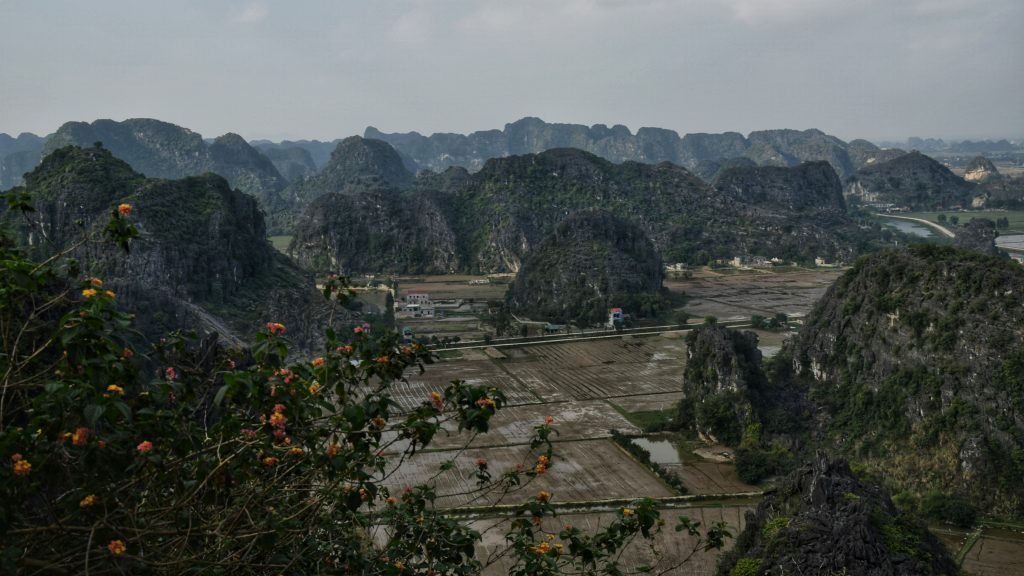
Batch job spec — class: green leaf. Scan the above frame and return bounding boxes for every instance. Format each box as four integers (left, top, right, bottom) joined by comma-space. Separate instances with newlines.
213, 384, 229, 407
84, 404, 103, 424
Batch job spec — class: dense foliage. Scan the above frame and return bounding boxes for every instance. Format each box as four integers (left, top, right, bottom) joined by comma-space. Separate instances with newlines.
0, 199, 729, 574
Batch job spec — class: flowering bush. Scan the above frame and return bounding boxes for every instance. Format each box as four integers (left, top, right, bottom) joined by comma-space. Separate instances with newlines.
0, 198, 729, 574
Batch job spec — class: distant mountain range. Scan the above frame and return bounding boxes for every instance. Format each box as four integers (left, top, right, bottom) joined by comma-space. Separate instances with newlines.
7, 117, 1021, 272
365, 117, 904, 180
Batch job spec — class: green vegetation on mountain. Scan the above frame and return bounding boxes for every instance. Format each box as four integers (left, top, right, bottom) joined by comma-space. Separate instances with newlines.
291, 146, 899, 275
789, 244, 1024, 516
845, 151, 975, 209
504, 210, 668, 325
41, 118, 288, 212
718, 455, 959, 576
4, 144, 342, 350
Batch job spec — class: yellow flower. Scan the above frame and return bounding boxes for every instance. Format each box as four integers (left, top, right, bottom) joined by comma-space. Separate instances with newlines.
13, 459, 31, 476
106, 384, 125, 396
622, 507, 635, 518
308, 382, 321, 395
289, 447, 303, 456
80, 494, 98, 508
537, 490, 552, 503
530, 542, 553, 554
103, 290, 115, 299
394, 560, 405, 572
117, 203, 132, 216
82, 288, 98, 299
107, 539, 126, 555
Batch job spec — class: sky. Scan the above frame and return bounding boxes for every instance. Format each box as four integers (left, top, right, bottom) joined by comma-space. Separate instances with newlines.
1, 0, 1021, 143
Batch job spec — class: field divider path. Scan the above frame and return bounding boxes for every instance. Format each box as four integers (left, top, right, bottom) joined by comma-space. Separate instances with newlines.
436, 492, 763, 519
433, 322, 752, 352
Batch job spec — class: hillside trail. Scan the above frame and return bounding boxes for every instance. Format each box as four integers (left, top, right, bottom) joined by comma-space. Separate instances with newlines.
176, 298, 248, 349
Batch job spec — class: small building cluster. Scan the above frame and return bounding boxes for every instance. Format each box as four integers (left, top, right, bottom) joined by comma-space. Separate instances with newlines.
397, 293, 436, 318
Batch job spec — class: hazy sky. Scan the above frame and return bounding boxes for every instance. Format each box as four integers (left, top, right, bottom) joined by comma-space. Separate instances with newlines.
1, 0, 1021, 142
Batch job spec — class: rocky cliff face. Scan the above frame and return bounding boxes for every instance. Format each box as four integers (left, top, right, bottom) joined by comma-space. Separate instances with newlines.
367, 118, 882, 180
41, 119, 287, 211
963, 155, 999, 183
975, 174, 1024, 208
8, 145, 345, 352
288, 185, 457, 275
718, 454, 958, 576
0, 132, 46, 190
261, 146, 318, 182
290, 147, 894, 275
504, 210, 664, 324
714, 161, 846, 214
844, 151, 975, 209
788, 245, 1024, 515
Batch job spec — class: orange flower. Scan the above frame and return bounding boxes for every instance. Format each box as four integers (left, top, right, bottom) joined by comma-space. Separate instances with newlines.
262, 456, 278, 467
107, 539, 126, 555
81, 288, 98, 299
374, 355, 390, 365
537, 490, 552, 503
336, 345, 353, 354
106, 384, 125, 396
136, 440, 153, 453
273, 403, 286, 413
386, 496, 397, 505
13, 459, 31, 476
72, 427, 90, 446
475, 398, 496, 409
117, 203, 132, 216
103, 290, 115, 299
394, 561, 405, 572
266, 322, 286, 334
288, 447, 303, 456
326, 443, 339, 458
89, 277, 104, 287
269, 412, 287, 427
311, 357, 325, 367
545, 415, 554, 425
308, 382, 321, 395
121, 348, 134, 359
430, 391, 444, 410
531, 542, 552, 554
80, 494, 98, 508
359, 488, 369, 501
371, 417, 386, 429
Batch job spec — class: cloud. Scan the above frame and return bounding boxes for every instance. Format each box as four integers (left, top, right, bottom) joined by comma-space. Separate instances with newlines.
716, 0, 855, 24
390, 11, 433, 43
233, 2, 269, 24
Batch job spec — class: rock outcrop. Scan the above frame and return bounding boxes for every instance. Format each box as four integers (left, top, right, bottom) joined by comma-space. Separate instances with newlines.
718, 454, 959, 576
844, 151, 975, 209
788, 245, 1024, 515
7, 145, 345, 352
963, 155, 999, 183
290, 147, 895, 275
0, 132, 46, 190
505, 210, 665, 325
41, 119, 288, 211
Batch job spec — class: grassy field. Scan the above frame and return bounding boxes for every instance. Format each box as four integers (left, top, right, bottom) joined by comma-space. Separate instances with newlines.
904, 210, 1024, 234
268, 234, 293, 252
